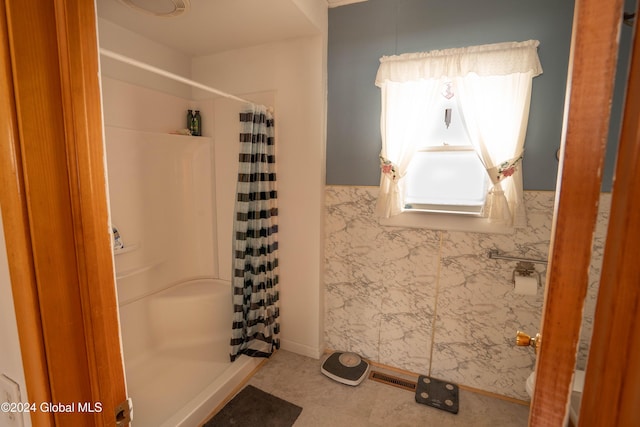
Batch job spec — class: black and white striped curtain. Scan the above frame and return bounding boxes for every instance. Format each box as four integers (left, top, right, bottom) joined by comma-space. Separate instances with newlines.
230, 104, 280, 361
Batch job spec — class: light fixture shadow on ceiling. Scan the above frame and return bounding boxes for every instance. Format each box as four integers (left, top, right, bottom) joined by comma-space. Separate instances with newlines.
117, 0, 190, 17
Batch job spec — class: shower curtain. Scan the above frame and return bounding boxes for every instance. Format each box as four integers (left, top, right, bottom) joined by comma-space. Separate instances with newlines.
230, 104, 280, 362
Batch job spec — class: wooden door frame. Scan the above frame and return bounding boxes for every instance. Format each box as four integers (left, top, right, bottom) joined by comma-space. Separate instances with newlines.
0, 3, 53, 425
0, 0, 127, 426
579, 3, 640, 425
0, 0, 636, 426
531, 0, 640, 425
530, 0, 628, 425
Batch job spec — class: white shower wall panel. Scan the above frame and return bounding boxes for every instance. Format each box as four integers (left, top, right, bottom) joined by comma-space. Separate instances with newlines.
105, 127, 216, 305
101, 77, 192, 133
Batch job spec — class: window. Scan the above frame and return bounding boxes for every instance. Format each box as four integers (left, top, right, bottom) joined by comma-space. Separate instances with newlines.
374, 40, 543, 231
404, 148, 489, 214
401, 81, 489, 216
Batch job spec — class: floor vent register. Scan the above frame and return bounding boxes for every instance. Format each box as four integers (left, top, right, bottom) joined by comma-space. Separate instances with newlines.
368, 371, 459, 415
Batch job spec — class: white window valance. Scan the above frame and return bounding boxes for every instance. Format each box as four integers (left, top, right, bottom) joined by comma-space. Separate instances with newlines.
375, 40, 543, 86
375, 40, 543, 228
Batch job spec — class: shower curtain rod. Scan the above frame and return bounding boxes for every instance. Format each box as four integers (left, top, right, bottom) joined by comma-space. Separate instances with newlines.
99, 48, 254, 105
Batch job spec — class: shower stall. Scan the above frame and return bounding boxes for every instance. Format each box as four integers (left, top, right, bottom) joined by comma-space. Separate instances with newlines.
101, 63, 273, 425
105, 127, 250, 426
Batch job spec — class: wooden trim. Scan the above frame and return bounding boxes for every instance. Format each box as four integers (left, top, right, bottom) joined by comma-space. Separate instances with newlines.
0, 3, 54, 426
53, 0, 128, 425
5, 0, 94, 423
529, 0, 623, 425
366, 360, 530, 407
579, 2, 640, 424
325, 348, 531, 406
3, 0, 127, 425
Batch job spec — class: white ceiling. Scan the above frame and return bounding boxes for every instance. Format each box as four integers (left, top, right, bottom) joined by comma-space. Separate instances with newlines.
96, 0, 322, 57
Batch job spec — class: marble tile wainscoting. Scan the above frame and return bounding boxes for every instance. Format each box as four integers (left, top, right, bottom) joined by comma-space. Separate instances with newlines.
324, 186, 610, 401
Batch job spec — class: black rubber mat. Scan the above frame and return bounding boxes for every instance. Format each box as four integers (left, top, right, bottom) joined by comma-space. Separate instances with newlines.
415, 375, 459, 414
204, 385, 302, 426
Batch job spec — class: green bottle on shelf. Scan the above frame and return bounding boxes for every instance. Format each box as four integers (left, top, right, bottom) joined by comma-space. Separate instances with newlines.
187, 109, 194, 134
193, 110, 202, 136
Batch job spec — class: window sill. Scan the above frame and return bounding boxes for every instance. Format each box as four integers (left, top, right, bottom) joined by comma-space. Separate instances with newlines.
379, 210, 514, 234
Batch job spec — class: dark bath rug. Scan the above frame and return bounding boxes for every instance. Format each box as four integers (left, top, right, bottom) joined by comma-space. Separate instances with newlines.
203, 385, 302, 427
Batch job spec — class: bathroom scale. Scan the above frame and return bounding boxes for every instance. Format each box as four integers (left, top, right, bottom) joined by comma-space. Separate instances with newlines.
415, 375, 459, 414
320, 351, 370, 386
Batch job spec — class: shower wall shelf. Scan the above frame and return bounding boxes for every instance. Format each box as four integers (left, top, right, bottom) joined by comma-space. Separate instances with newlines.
488, 249, 548, 265
114, 243, 140, 256
116, 259, 165, 280
107, 126, 213, 141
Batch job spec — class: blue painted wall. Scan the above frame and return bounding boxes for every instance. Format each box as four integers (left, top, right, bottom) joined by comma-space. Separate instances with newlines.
327, 0, 630, 191
604, 0, 636, 191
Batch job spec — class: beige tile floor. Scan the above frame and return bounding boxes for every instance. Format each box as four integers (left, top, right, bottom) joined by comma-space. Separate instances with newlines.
245, 350, 530, 427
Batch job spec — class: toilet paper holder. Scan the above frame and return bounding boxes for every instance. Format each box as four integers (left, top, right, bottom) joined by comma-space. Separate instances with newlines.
512, 261, 540, 285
